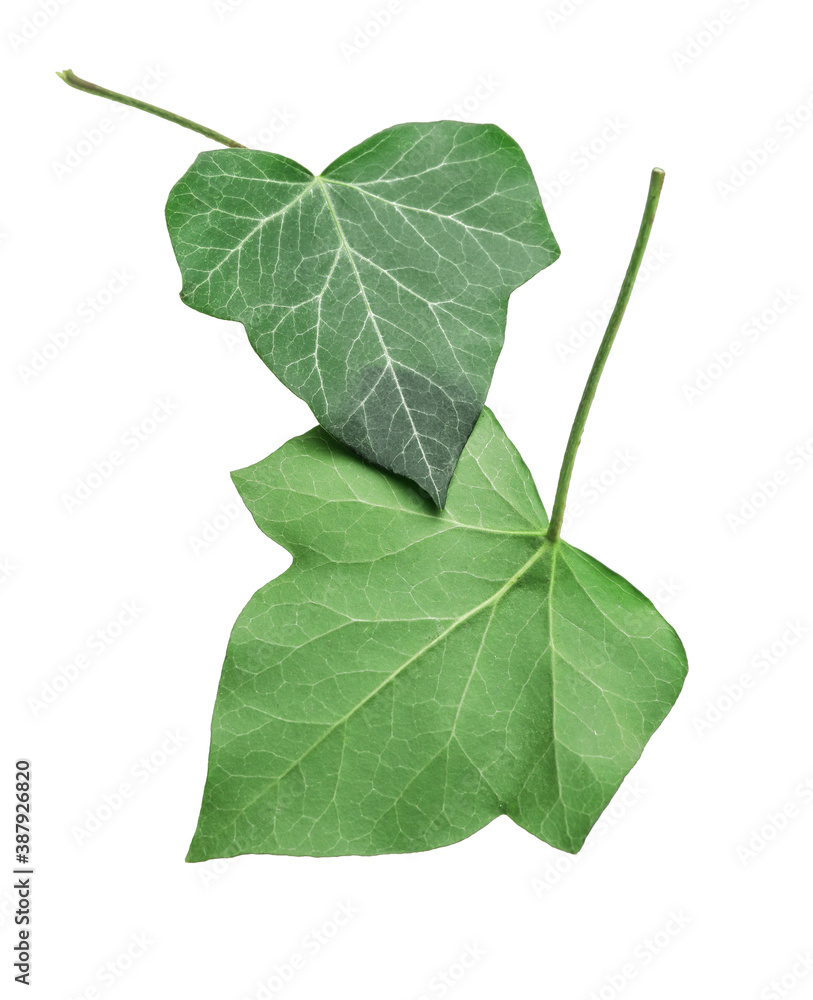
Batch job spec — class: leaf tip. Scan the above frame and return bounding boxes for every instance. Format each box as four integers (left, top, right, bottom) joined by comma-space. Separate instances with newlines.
429, 485, 447, 510
185, 839, 206, 863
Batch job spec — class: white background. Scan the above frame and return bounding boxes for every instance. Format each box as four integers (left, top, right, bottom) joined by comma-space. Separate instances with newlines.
3, 0, 813, 997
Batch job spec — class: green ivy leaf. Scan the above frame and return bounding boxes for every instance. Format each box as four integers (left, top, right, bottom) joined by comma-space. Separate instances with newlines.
187, 408, 687, 861
165, 122, 559, 506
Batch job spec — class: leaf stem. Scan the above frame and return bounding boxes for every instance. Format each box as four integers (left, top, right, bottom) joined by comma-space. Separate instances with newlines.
56, 69, 246, 149
546, 168, 665, 543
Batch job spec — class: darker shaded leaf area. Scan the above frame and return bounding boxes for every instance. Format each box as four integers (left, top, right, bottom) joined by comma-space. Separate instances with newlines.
165, 121, 560, 506
186, 409, 687, 861
334, 361, 483, 506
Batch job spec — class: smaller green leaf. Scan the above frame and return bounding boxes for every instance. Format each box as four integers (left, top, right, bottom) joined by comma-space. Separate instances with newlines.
186, 409, 687, 861
165, 121, 560, 506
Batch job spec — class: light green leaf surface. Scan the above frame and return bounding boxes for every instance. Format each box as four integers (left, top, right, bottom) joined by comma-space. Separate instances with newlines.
165, 122, 559, 506
187, 409, 687, 861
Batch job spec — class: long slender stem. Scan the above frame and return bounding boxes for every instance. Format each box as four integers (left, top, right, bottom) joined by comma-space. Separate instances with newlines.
546, 168, 665, 543
56, 69, 246, 149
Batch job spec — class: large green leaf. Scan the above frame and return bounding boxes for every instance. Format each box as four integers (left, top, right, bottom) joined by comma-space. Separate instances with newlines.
165, 122, 559, 506
187, 409, 687, 861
